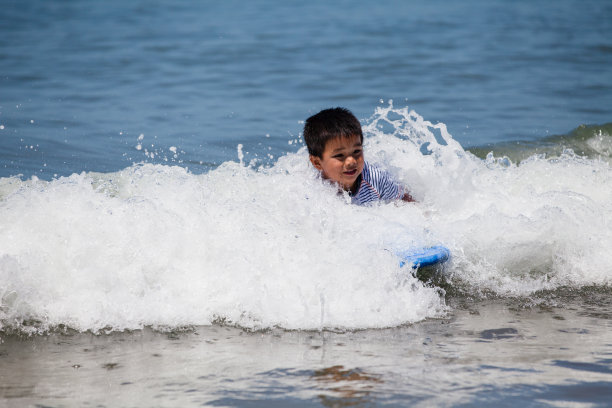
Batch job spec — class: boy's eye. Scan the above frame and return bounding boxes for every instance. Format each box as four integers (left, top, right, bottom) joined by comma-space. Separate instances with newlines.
332, 154, 344, 159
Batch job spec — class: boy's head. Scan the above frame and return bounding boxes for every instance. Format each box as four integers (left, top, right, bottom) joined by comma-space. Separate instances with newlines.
303, 107, 363, 157
303, 107, 365, 192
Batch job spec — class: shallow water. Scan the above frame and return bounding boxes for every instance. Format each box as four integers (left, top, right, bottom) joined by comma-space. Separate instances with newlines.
2, 296, 611, 407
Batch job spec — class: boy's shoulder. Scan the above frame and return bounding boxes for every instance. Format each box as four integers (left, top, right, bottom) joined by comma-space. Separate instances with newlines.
361, 161, 395, 184
353, 161, 402, 205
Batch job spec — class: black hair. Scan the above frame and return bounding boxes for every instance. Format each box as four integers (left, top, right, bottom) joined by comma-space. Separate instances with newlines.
303, 107, 363, 158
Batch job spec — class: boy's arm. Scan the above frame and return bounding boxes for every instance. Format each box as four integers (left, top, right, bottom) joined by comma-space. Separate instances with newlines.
368, 164, 416, 203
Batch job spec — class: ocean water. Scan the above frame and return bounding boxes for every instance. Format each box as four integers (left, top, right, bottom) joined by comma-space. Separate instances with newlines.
2, 0, 611, 179
1, 0, 612, 407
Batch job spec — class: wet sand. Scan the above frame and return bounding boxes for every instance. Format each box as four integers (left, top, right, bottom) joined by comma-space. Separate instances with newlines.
2, 296, 612, 407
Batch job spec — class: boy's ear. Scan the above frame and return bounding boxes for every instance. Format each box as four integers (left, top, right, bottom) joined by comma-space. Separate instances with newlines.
309, 155, 323, 171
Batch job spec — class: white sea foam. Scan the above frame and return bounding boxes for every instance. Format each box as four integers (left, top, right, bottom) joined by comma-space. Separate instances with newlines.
365, 105, 612, 294
0, 156, 445, 333
1, 106, 611, 333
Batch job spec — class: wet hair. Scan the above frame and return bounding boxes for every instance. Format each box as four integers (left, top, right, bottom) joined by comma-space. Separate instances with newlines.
303, 107, 363, 158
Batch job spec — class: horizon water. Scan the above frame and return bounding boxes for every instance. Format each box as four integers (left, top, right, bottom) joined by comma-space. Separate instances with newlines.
1, 0, 612, 407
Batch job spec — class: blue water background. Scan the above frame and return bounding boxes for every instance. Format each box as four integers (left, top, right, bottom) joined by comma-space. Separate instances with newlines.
1, 0, 611, 179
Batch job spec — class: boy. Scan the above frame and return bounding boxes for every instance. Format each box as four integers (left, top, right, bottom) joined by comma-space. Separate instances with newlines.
304, 107, 414, 205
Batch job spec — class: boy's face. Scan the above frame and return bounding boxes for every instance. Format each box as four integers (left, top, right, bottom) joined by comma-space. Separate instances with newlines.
310, 134, 364, 192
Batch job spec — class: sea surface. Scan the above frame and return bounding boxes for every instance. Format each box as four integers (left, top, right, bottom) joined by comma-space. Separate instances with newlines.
1, 0, 612, 407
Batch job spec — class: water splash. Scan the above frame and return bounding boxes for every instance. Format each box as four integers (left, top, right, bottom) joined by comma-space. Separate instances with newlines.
1, 106, 611, 334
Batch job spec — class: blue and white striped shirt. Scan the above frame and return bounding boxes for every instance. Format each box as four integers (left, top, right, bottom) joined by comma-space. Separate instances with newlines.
351, 161, 403, 205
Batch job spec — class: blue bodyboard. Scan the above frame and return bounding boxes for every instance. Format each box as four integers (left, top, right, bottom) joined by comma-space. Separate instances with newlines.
398, 245, 450, 269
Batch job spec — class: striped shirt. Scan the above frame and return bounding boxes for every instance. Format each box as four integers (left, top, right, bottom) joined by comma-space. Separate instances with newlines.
351, 161, 403, 205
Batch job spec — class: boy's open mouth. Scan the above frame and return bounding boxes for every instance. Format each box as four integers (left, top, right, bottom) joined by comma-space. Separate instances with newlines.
343, 169, 357, 176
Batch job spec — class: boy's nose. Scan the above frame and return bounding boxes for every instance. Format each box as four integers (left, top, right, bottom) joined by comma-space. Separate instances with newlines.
345, 156, 356, 167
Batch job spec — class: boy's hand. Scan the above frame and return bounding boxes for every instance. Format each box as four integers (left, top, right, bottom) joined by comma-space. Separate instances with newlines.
401, 193, 415, 203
